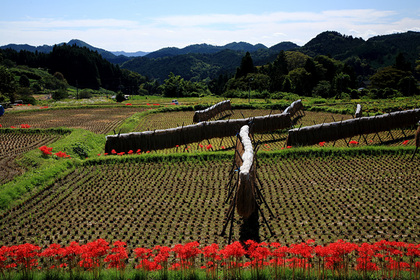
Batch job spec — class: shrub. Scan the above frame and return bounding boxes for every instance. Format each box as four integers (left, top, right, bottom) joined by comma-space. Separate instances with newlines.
52, 89, 68, 100
79, 89, 93, 99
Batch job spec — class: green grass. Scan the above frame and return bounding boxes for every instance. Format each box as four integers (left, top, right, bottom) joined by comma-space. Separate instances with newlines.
1, 266, 415, 280
0, 129, 106, 212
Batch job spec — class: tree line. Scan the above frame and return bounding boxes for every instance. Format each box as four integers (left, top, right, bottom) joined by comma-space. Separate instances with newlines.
1, 41, 419, 103
216, 50, 420, 99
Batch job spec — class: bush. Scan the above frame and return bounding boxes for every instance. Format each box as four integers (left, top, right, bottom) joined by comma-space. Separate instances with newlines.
270, 92, 300, 101
115, 92, 126, 102
19, 94, 37, 105
52, 89, 68, 100
79, 89, 93, 99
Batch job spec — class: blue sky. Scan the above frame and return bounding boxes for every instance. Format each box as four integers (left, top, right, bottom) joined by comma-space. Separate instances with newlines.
1, 0, 419, 52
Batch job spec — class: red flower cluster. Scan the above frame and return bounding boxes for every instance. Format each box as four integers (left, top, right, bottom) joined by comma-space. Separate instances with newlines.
349, 140, 359, 145
39, 145, 53, 156
54, 151, 71, 158
20, 124, 31, 128
39, 146, 71, 159
0, 239, 419, 278
402, 140, 409, 145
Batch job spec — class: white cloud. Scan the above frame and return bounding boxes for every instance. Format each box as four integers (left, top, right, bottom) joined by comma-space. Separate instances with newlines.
0, 9, 419, 52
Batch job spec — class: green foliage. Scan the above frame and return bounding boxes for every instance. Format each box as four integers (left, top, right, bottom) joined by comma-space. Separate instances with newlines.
0, 45, 147, 95
0, 65, 17, 103
160, 72, 209, 98
15, 87, 36, 104
235, 51, 256, 78
78, 89, 93, 99
51, 89, 68, 100
71, 142, 90, 159
18, 74, 30, 87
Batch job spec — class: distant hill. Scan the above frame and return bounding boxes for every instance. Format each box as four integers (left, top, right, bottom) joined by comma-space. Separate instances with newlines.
0, 43, 53, 53
111, 50, 150, 57
299, 31, 420, 68
2, 31, 420, 83
269, 41, 300, 52
0, 39, 132, 64
144, 42, 270, 59
121, 43, 300, 81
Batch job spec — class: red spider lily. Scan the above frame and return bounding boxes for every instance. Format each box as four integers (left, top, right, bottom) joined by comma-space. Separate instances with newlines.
134, 247, 157, 271
146, 103, 151, 106
349, 140, 359, 145
0, 245, 15, 274
40, 244, 64, 270
8, 243, 41, 278
39, 145, 53, 156
219, 242, 246, 280
151, 245, 171, 279
153, 103, 160, 106
128, 150, 134, 155
286, 146, 292, 149
206, 144, 212, 150
125, 103, 132, 106
111, 149, 117, 155
402, 140, 409, 145
10, 126, 16, 128
60, 241, 83, 278
117, 152, 125, 156
199, 144, 204, 148
319, 141, 326, 147
172, 241, 201, 275
356, 243, 379, 276
221, 146, 225, 150
54, 151, 71, 158
202, 243, 221, 277
322, 240, 358, 278
104, 241, 128, 274
20, 124, 31, 128
136, 149, 141, 154
245, 240, 271, 279
153, 245, 171, 267
79, 239, 109, 279
0, 124, 2, 128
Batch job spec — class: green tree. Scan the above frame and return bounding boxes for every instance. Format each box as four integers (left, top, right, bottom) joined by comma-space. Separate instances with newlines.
51, 89, 68, 100
235, 52, 255, 78
395, 52, 411, 71
370, 66, 407, 90
19, 74, 30, 88
312, 80, 332, 98
160, 72, 184, 97
0, 66, 17, 103
268, 51, 289, 92
333, 72, 352, 95
287, 68, 312, 95
398, 75, 419, 95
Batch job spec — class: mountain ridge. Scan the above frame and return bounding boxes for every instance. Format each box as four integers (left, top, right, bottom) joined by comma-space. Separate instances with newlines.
0, 40, 299, 60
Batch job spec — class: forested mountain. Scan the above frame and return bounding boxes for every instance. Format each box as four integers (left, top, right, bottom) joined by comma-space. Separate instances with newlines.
0, 39, 132, 65
0, 44, 146, 92
121, 42, 299, 81
1, 30, 419, 99
300, 31, 420, 68
144, 42, 270, 59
